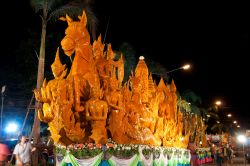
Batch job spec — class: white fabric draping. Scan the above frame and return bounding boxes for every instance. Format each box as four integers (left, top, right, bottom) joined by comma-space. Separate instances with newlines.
74, 153, 103, 166
138, 146, 153, 166
108, 154, 137, 166
56, 152, 103, 166
153, 149, 168, 166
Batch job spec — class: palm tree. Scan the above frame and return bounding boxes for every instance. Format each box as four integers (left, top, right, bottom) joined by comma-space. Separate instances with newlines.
29, 0, 97, 164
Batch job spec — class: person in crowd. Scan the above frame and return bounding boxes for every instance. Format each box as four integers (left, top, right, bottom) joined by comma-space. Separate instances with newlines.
227, 146, 234, 164
215, 146, 223, 166
223, 145, 228, 165
0, 143, 10, 166
13, 135, 36, 166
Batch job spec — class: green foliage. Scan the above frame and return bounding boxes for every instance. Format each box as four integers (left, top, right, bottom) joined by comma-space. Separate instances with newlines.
190, 104, 200, 115
119, 42, 169, 83
30, 0, 44, 12
207, 112, 219, 120
177, 98, 191, 113
56, 146, 67, 156
211, 123, 224, 133
56, 144, 102, 159
152, 148, 161, 159
30, 0, 98, 40
181, 89, 202, 105
163, 148, 173, 158
199, 107, 208, 119
143, 54, 168, 81
142, 147, 152, 159
70, 147, 102, 159
106, 144, 138, 159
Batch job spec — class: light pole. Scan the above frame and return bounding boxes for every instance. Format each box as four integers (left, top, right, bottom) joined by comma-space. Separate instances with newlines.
1, 85, 6, 138
165, 64, 190, 74
213, 100, 241, 134
152, 64, 191, 81
237, 134, 247, 165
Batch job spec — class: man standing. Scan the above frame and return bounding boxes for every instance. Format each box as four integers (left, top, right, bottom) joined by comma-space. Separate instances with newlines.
13, 135, 36, 166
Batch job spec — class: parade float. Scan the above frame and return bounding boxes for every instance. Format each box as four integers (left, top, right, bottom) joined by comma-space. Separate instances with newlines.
34, 10, 192, 166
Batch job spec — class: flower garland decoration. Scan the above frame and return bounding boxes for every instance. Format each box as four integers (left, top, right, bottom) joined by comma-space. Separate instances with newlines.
55, 143, 103, 159
55, 139, 191, 160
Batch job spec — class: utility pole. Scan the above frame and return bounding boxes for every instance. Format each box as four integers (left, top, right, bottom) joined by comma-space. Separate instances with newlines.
0, 85, 6, 138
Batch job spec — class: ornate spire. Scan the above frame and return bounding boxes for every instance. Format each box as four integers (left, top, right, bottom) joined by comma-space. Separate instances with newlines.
106, 43, 115, 60
148, 72, 155, 95
93, 34, 105, 59
157, 77, 166, 91
51, 47, 64, 69
134, 56, 149, 103
170, 79, 177, 92
135, 56, 148, 77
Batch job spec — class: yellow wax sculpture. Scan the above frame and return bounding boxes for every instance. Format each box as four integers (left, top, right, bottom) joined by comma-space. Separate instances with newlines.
34, 10, 192, 148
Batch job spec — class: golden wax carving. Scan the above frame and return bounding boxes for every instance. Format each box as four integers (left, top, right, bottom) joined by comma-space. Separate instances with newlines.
85, 87, 108, 144
34, 48, 84, 145
60, 11, 99, 112
34, 10, 192, 149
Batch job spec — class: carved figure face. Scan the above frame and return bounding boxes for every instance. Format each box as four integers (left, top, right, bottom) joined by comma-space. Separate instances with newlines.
61, 22, 90, 56
60, 11, 90, 56
90, 86, 100, 98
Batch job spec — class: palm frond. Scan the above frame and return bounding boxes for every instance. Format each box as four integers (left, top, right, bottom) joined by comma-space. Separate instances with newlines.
30, 0, 45, 13
182, 89, 202, 104
211, 123, 224, 132
177, 98, 191, 113
49, 5, 82, 22
48, 1, 98, 40
190, 104, 200, 115
84, 5, 98, 40
48, 0, 66, 11
207, 112, 219, 120
199, 107, 208, 118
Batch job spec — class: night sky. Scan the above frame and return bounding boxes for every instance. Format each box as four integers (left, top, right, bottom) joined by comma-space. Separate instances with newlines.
0, 1, 249, 129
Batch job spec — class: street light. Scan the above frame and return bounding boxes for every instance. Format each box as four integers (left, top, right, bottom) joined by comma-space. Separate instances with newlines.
215, 100, 222, 106
152, 64, 191, 81
165, 64, 191, 74
5, 122, 18, 133
237, 134, 247, 165
1, 85, 6, 138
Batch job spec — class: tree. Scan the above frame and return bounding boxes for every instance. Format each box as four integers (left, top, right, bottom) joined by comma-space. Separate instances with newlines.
29, 0, 97, 164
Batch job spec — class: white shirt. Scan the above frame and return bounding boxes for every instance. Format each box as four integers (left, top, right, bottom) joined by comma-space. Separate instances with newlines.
13, 142, 32, 165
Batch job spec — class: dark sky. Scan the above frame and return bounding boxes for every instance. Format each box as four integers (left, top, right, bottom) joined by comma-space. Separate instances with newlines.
95, 1, 249, 128
0, 1, 249, 129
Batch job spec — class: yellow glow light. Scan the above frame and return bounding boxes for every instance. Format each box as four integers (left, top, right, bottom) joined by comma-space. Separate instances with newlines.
182, 64, 190, 70
215, 100, 222, 106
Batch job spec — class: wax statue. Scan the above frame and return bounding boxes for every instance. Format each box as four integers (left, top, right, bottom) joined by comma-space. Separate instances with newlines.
34, 10, 196, 149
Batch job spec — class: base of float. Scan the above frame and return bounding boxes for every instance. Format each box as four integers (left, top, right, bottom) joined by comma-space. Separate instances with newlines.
193, 148, 213, 165
55, 142, 191, 166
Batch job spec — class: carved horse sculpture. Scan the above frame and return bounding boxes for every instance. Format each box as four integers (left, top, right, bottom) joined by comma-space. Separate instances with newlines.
60, 11, 100, 112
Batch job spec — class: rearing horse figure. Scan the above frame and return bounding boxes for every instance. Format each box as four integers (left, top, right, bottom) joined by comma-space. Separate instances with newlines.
60, 11, 100, 112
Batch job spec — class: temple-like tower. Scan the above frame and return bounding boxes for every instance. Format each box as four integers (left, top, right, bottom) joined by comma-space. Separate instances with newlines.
135, 56, 149, 103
